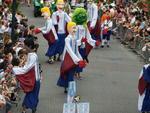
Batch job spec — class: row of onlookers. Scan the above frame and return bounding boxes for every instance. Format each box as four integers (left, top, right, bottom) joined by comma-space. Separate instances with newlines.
113, 2, 150, 62
0, 1, 39, 113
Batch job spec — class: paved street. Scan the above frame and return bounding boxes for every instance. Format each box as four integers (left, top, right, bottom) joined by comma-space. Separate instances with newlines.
14, 5, 143, 113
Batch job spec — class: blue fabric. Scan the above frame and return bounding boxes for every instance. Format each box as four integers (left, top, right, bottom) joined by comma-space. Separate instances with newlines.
107, 30, 112, 41
75, 66, 83, 73
76, 47, 86, 73
91, 34, 101, 41
57, 68, 75, 88
45, 41, 58, 57
142, 87, 150, 112
141, 65, 150, 112
22, 81, 40, 110
102, 34, 107, 40
143, 66, 150, 83
56, 34, 66, 55
102, 30, 112, 41
79, 47, 86, 59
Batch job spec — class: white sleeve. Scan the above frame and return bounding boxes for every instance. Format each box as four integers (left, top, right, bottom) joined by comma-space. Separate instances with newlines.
52, 26, 58, 40
52, 13, 57, 25
76, 39, 82, 46
86, 29, 96, 47
65, 12, 71, 23
108, 21, 113, 28
76, 44, 83, 60
65, 38, 80, 64
13, 54, 37, 75
90, 5, 98, 28
76, 28, 82, 46
39, 20, 52, 34
142, 46, 147, 52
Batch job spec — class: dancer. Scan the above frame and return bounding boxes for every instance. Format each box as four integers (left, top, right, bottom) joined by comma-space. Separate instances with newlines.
87, 0, 101, 41
12, 39, 41, 113
138, 63, 150, 113
101, 9, 112, 48
52, 0, 71, 61
34, 7, 58, 63
101, 16, 113, 48
72, 8, 100, 78
57, 22, 86, 93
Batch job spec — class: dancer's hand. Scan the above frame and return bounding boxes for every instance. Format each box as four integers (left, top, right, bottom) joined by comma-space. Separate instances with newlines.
81, 37, 87, 43
34, 28, 41, 34
95, 40, 101, 46
78, 60, 86, 68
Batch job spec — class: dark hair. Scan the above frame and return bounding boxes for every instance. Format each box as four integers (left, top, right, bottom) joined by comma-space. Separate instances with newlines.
11, 57, 20, 66
109, 5, 113, 9
18, 49, 28, 57
106, 9, 110, 13
24, 37, 35, 50
4, 47, 14, 55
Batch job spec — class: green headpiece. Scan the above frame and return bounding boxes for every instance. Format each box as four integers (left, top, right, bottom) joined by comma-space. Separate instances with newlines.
72, 8, 87, 25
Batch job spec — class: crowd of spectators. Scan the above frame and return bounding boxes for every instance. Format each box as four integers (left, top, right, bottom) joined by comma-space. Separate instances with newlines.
109, 1, 150, 61
0, 1, 39, 113
112, 3, 150, 48
114, 2, 150, 40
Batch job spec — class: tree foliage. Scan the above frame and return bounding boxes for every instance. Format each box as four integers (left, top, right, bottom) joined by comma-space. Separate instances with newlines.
72, 8, 88, 25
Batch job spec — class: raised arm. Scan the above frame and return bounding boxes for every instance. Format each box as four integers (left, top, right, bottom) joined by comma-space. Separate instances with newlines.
13, 53, 37, 75
65, 12, 71, 23
52, 13, 57, 25
39, 19, 53, 34
86, 28, 96, 47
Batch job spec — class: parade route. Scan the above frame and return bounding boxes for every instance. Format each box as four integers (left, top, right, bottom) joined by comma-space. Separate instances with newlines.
14, 5, 143, 113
